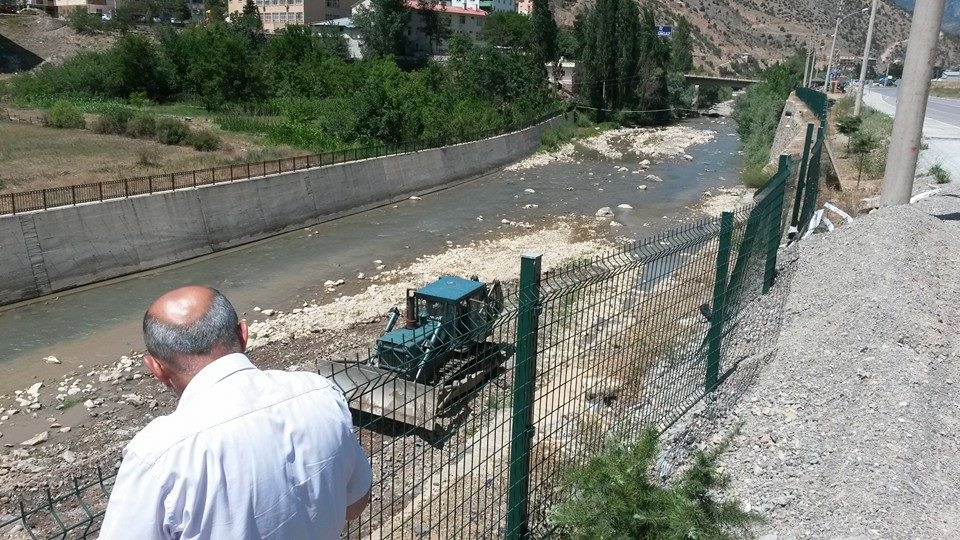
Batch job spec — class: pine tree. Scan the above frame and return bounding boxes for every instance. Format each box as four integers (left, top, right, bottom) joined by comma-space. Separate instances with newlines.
530, 0, 557, 66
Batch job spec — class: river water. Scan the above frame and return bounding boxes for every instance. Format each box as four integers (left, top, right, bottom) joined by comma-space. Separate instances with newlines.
0, 117, 743, 393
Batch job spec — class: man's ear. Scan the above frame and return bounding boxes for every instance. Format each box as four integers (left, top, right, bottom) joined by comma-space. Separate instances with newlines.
237, 319, 249, 352
144, 354, 174, 390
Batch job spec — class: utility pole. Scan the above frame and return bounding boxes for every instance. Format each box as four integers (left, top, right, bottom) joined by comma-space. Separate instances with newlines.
803, 47, 813, 87
880, 0, 946, 206
854, 0, 880, 116
824, 0, 844, 95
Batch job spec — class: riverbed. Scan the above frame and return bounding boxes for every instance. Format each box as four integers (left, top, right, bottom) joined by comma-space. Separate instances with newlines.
0, 116, 744, 394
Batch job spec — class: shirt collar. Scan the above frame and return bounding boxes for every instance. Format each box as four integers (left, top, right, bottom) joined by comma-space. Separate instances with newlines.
177, 353, 257, 411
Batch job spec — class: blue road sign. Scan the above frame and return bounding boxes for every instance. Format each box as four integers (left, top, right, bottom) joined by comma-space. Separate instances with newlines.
656, 25, 672, 37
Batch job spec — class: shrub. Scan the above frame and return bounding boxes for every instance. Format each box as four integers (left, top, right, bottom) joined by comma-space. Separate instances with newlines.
155, 117, 190, 145
186, 129, 221, 151
125, 112, 157, 138
65, 8, 104, 34
92, 105, 134, 135
929, 163, 951, 184
548, 430, 761, 539
43, 101, 86, 129
136, 146, 162, 166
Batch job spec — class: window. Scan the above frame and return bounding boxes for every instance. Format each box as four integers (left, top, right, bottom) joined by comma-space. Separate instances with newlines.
459, 15, 465, 24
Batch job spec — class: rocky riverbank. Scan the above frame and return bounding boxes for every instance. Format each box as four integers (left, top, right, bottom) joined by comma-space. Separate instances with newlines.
505, 124, 717, 171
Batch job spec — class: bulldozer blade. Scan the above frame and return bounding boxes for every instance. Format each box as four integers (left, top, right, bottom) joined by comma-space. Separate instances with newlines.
317, 359, 438, 431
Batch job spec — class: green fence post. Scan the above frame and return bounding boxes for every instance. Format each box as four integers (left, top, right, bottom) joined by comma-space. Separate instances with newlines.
790, 123, 815, 229
763, 155, 791, 294
706, 212, 734, 393
506, 253, 542, 540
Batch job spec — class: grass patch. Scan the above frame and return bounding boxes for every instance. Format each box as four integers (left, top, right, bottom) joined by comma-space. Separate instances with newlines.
216, 114, 280, 134
930, 86, 960, 99
929, 163, 952, 184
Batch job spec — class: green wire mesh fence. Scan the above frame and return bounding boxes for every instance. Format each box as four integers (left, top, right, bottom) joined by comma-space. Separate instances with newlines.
2, 143, 820, 538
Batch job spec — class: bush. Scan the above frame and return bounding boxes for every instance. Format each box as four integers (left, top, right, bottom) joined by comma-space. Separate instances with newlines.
65, 8, 104, 34
186, 129, 221, 151
92, 105, 134, 135
125, 112, 157, 138
155, 117, 190, 145
548, 430, 761, 539
43, 101, 86, 129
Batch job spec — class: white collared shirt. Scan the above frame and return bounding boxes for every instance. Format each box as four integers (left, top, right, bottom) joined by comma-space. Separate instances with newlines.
99, 353, 371, 540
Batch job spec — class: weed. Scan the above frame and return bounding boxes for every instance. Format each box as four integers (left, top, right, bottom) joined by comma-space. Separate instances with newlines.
43, 101, 85, 129
59, 397, 79, 410
741, 165, 772, 188
548, 429, 762, 539
155, 117, 190, 145
929, 163, 951, 184
136, 146, 162, 166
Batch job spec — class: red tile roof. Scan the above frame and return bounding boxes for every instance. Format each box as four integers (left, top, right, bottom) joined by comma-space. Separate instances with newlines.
404, 0, 486, 16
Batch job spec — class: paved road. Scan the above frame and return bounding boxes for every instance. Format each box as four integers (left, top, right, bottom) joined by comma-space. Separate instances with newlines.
863, 86, 960, 182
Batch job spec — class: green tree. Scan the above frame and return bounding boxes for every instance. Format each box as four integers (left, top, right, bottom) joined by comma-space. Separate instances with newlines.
556, 27, 578, 59
481, 11, 530, 49
836, 114, 862, 152
529, 0, 557, 66
850, 132, 878, 185
354, 0, 411, 58
417, 0, 451, 55
175, 0, 192, 21
670, 16, 693, 73
232, 0, 264, 46
205, 0, 227, 22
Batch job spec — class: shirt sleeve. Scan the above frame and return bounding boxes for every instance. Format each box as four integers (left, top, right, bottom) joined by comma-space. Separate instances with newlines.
98, 450, 170, 540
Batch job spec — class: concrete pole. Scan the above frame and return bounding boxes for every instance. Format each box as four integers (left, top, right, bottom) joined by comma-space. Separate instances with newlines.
880, 0, 946, 206
824, 14, 842, 95
854, 0, 880, 116
804, 48, 813, 87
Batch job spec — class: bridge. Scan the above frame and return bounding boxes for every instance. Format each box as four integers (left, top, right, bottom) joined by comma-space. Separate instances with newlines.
684, 74, 760, 89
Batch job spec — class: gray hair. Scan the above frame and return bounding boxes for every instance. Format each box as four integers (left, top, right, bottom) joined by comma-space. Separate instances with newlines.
143, 289, 241, 366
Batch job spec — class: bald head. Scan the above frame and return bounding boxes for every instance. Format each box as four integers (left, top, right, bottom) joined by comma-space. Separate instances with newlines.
143, 286, 243, 374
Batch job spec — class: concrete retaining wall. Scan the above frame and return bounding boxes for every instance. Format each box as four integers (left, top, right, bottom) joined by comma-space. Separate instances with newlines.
0, 115, 565, 305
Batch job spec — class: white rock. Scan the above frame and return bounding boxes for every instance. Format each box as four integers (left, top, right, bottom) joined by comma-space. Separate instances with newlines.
610, 221, 624, 227
261, 309, 276, 316
523, 188, 536, 193
253, 306, 261, 312
645, 174, 662, 182
44, 356, 61, 364
683, 154, 693, 161
20, 431, 48, 446
28, 403, 41, 411
409, 196, 422, 201
83, 400, 95, 409
59, 426, 71, 433
638, 185, 648, 190
26, 383, 43, 396
356, 273, 365, 279
595, 207, 614, 217
617, 204, 633, 209
60, 450, 77, 464
640, 159, 651, 167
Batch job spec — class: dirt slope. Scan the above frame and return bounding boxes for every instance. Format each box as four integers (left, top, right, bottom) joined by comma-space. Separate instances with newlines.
715, 188, 960, 537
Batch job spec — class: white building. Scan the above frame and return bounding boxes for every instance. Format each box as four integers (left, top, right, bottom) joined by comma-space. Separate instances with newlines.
230, 0, 349, 33
312, 17, 364, 59
403, 0, 486, 55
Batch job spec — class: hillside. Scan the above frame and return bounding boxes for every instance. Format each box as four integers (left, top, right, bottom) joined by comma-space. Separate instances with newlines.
555, 0, 960, 75
892, 0, 960, 35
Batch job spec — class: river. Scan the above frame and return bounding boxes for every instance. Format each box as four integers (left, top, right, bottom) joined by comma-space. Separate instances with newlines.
0, 116, 743, 393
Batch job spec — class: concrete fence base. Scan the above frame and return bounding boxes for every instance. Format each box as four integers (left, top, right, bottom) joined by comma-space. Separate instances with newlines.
0, 115, 565, 305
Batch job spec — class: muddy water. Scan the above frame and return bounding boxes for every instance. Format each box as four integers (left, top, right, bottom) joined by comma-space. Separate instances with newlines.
0, 117, 742, 393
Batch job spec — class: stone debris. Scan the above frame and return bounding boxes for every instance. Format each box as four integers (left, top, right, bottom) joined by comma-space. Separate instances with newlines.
617, 204, 633, 209
60, 451, 76, 464
645, 174, 663, 182
44, 356, 61, 364
595, 207, 614, 218
20, 431, 48, 446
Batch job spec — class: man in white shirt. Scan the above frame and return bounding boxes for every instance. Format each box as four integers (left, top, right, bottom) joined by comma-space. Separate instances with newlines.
99, 286, 371, 539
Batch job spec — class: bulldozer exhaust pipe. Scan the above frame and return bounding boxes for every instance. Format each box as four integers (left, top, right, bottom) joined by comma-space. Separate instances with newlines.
405, 289, 417, 328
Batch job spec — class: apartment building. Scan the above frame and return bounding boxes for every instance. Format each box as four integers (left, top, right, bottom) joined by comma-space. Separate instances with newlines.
446, 0, 515, 12
25, 0, 115, 17
228, 0, 348, 33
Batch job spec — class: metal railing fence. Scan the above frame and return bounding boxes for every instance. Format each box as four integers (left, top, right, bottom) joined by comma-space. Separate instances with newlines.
2, 146, 825, 539
0, 110, 562, 216
796, 86, 829, 124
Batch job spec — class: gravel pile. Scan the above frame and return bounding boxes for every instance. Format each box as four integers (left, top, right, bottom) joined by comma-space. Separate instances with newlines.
715, 187, 960, 538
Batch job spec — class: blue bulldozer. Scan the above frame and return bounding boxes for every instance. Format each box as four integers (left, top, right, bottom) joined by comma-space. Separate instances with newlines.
318, 275, 506, 431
